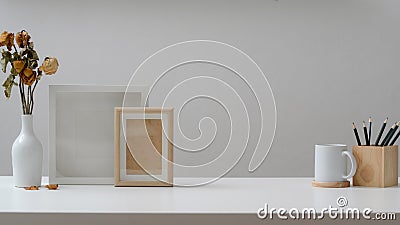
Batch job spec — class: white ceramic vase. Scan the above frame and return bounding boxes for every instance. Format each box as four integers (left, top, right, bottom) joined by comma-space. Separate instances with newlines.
12, 115, 43, 187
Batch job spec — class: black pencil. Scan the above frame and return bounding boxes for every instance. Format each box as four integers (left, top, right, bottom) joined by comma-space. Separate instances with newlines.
389, 129, 400, 146
380, 122, 397, 146
384, 121, 400, 146
363, 121, 369, 145
374, 117, 388, 146
352, 122, 362, 146
368, 117, 372, 145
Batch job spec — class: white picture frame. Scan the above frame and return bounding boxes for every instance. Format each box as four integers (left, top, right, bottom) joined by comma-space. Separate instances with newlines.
49, 85, 148, 184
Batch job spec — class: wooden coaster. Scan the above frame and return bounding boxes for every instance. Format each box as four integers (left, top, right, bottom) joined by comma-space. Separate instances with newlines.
312, 180, 350, 188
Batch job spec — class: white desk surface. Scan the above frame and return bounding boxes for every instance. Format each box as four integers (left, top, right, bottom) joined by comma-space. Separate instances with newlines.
0, 176, 399, 214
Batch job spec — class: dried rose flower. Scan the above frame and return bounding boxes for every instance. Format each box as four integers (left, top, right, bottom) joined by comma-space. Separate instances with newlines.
20, 68, 36, 86
13, 60, 25, 73
39, 57, 59, 75
0, 31, 15, 51
1, 29, 59, 114
15, 30, 30, 48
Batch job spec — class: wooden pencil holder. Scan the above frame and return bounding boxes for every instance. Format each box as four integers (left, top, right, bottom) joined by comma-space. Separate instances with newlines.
352, 145, 398, 188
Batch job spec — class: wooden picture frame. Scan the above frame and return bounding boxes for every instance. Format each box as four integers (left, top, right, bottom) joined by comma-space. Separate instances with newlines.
49, 85, 148, 184
114, 107, 173, 186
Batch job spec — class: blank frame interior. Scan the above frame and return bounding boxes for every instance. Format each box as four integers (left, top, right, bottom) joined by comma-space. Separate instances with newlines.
125, 119, 163, 176
49, 85, 148, 184
114, 107, 173, 186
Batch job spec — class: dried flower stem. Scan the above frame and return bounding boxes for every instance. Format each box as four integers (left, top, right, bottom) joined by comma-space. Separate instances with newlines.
29, 83, 37, 114
11, 44, 37, 115
18, 80, 25, 114
13, 45, 18, 54
22, 83, 28, 114
27, 86, 31, 113
30, 80, 38, 113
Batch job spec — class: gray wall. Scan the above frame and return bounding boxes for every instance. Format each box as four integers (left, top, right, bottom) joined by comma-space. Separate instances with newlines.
1, 0, 400, 177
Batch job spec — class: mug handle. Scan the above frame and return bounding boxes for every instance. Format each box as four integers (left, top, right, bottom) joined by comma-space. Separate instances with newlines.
342, 151, 357, 180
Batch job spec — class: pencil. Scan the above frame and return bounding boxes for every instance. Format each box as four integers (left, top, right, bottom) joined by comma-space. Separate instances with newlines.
352, 122, 362, 146
384, 121, 400, 146
389, 129, 400, 146
368, 117, 372, 145
380, 122, 397, 146
374, 117, 388, 146
363, 121, 369, 146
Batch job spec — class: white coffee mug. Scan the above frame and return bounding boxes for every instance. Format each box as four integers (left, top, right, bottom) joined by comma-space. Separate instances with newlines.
315, 144, 357, 182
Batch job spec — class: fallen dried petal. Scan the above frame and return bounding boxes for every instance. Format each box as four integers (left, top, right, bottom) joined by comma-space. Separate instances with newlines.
45, 184, 59, 190
24, 186, 39, 190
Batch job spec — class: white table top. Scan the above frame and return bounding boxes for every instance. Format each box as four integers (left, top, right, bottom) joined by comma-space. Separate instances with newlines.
0, 176, 399, 214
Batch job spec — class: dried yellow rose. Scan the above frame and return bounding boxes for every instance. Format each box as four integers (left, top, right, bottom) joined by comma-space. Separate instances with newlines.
20, 68, 36, 86
40, 57, 59, 75
13, 60, 25, 73
15, 30, 30, 48
0, 31, 15, 51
